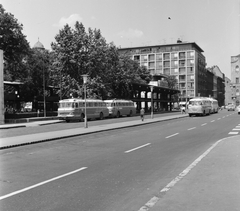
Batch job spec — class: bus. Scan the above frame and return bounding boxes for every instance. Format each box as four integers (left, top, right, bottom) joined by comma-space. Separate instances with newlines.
207, 98, 219, 113
188, 97, 212, 117
104, 99, 136, 118
58, 98, 109, 122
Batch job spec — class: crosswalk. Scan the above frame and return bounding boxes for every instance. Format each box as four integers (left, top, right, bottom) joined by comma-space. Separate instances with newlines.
228, 124, 240, 135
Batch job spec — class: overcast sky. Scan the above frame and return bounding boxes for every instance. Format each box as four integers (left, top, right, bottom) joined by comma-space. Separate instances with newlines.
2, 0, 240, 78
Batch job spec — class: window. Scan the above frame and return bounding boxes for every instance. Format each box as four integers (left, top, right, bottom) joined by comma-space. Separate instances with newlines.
236, 65, 239, 72
163, 53, 170, 60
156, 54, 162, 61
148, 54, 155, 61
236, 77, 239, 84
171, 52, 178, 59
141, 55, 148, 61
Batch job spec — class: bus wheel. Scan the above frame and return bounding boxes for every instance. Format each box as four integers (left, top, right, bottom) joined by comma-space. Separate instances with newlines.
189, 114, 192, 117
99, 112, 104, 120
66, 120, 70, 123
116, 111, 120, 118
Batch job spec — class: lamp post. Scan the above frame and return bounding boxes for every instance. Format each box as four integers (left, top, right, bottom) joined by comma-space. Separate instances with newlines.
43, 67, 46, 117
82, 74, 88, 128
150, 85, 154, 119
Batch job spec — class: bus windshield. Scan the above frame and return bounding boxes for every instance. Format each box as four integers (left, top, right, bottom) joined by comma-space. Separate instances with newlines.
189, 101, 202, 106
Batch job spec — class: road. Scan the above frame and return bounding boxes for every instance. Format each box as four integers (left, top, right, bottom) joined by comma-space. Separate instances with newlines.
0, 110, 239, 211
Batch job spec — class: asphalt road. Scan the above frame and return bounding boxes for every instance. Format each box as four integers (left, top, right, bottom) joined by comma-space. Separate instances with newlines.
0, 110, 239, 211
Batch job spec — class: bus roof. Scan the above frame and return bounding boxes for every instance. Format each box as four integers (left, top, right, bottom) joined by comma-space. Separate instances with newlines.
59, 98, 104, 103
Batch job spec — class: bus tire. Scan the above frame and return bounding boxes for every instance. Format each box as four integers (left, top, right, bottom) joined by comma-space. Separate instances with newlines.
116, 111, 120, 118
99, 112, 104, 120
189, 114, 192, 117
66, 120, 70, 123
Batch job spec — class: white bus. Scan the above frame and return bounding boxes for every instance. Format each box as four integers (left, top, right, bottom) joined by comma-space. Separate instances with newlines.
207, 98, 219, 113
188, 97, 212, 117
104, 99, 136, 118
58, 98, 109, 122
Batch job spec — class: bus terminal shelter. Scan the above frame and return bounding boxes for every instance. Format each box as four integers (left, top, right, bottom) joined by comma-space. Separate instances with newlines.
130, 83, 180, 113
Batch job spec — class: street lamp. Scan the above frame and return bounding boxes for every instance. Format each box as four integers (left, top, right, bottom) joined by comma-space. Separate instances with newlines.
82, 74, 88, 128
43, 67, 46, 117
150, 85, 154, 119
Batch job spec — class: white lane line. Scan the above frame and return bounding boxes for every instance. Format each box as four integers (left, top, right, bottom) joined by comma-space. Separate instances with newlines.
217, 118, 221, 120
138, 136, 233, 211
0, 167, 88, 201
188, 127, 196, 131
124, 143, 151, 153
165, 133, 179, 139
229, 132, 239, 135
211, 120, 215, 122
232, 128, 240, 130
201, 123, 207, 126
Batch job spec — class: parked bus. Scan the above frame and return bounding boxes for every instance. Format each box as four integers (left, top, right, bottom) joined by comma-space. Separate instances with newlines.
207, 97, 219, 113
188, 97, 212, 117
58, 98, 109, 122
104, 99, 136, 118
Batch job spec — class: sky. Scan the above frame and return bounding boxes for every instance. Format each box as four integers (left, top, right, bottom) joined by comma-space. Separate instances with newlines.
1, 0, 240, 78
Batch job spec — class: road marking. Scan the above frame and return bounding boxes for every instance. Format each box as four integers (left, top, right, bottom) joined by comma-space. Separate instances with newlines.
233, 128, 240, 130
165, 133, 179, 139
211, 120, 215, 122
217, 118, 221, 120
188, 127, 196, 130
124, 143, 151, 153
201, 123, 207, 126
229, 132, 239, 135
0, 167, 88, 201
138, 136, 234, 211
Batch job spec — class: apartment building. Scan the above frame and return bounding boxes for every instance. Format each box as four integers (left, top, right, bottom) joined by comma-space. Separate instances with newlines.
118, 40, 207, 101
230, 54, 240, 106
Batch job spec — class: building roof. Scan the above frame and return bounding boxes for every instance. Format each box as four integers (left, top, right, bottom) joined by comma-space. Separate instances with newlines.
33, 40, 45, 49
118, 42, 204, 53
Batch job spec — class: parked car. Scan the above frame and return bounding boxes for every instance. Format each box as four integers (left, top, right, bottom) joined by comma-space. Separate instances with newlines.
237, 106, 240, 114
228, 104, 235, 111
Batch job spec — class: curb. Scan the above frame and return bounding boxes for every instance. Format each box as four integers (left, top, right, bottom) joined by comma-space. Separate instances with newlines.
0, 115, 188, 150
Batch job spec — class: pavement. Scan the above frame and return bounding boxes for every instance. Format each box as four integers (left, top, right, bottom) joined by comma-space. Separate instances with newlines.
0, 114, 240, 211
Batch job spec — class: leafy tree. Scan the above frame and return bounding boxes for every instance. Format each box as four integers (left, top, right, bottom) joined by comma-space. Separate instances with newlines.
51, 21, 151, 100
166, 75, 178, 89
0, 4, 30, 81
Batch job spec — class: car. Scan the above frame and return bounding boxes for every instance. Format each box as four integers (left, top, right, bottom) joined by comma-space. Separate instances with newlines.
228, 104, 235, 111
237, 106, 240, 114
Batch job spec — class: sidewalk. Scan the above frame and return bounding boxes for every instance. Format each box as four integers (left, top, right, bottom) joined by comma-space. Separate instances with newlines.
141, 135, 240, 211
0, 113, 188, 149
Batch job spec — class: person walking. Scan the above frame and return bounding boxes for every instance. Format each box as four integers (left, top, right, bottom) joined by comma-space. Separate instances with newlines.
180, 105, 186, 114
140, 108, 145, 121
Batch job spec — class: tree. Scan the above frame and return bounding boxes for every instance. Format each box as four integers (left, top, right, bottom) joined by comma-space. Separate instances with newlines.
166, 75, 178, 89
0, 4, 30, 81
51, 21, 151, 100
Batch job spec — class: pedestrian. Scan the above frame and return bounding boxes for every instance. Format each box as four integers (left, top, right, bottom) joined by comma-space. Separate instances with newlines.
140, 108, 145, 121
180, 105, 186, 114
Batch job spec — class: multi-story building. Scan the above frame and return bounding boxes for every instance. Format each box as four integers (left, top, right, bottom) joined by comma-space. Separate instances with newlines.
118, 40, 207, 101
224, 77, 232, 105
207, 66, 225, 106
230, 54, 240, 106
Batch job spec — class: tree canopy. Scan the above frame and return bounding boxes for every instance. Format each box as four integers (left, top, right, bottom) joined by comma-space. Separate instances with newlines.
51, 21, 151, 100
0, 4, 30, 81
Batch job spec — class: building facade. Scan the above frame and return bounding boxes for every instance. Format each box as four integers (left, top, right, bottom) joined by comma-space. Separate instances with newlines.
119, 41, 226, 106
230, 54, 240, 106
118, 41, 208, 102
